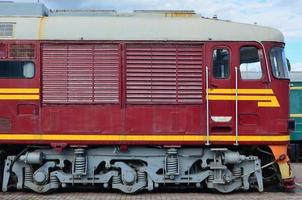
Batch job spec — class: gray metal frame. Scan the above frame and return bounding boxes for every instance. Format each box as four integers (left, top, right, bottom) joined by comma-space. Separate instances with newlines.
2, 146, 263, 194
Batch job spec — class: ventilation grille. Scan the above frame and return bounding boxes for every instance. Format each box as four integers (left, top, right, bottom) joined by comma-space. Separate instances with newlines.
0, 22, 14, 38
0, 43, 6, 58
126, 43, 203, 104
42, 44, 120, 104
0, 117, 11, 132
9, 44, 35, 58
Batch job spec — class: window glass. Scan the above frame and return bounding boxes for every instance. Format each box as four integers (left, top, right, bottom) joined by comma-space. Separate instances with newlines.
270, 47, 289, 79
213, 48, 230, 79
0, 61, 35, 79
240, 47, 262, 80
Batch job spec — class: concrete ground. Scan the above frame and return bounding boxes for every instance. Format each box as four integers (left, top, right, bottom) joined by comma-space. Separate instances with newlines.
0, 163, 301, 200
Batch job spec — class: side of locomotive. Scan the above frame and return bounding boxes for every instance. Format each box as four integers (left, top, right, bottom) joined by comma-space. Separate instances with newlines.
0, 2, 294, 193
289, 72, 302, 162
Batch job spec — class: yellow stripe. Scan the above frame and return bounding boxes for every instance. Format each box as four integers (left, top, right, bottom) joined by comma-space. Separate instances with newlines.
0, 88, 39, 94
291, 86, 302, 90
0, 134, 290, 142
208, 89, 274, 94
0, 95, 39, 100
208, 95, 280, 107
290, 114, 302, 118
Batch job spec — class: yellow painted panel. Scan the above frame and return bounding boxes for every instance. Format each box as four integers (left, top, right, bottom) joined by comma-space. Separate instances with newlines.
0, 134, 290, 142
208, 95, 280, 107
0, 88, 40, 94
0, 95, 40, 100
208, 89, 274, 94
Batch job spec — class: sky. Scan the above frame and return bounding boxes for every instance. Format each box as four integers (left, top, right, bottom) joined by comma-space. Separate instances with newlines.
5, 0, 302, 71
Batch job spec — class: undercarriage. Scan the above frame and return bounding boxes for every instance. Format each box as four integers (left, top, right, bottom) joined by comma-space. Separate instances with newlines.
0, 146, 270, 193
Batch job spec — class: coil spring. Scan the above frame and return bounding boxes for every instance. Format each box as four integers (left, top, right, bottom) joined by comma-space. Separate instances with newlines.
166, 156, 178, 175
74, 148, 85, 155
137, 171, 146, 183
112, 174, 121, 185
24, 166, 33, 182
208, 174, 214, 182
74, 157, 86, 174
167, 148, 178, 155
232, 167, 242, 178
74, 148, 86, 175
50, 174, 60, 189
166, 148, 178, 176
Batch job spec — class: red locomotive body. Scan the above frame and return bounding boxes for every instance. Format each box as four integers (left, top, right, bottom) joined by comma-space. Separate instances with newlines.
0, 2, 294, 193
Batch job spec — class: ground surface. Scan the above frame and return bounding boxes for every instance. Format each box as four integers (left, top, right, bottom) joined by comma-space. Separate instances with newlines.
0, 163, 301, 200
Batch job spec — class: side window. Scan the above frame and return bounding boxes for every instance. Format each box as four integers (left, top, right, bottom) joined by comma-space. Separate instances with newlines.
240, 47, 262, 80
213, 48, 230, 79
0, 61, 35, 79
270, 47, 289, 79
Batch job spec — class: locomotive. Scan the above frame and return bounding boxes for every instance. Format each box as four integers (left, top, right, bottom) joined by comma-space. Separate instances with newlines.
289, 72, 302, 162
0, 2, 295, 193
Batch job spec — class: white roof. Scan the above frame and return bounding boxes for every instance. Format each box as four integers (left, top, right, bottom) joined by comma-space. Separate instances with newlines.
0, 11, 284, 42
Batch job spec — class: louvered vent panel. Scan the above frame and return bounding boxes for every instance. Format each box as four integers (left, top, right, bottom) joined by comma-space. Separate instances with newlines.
67, 45, 93, 103
42, 44, 120, 104
9, 44, 35, 58
126, 44, 203, 104
0, 43, 7, 58
0, 22, 14, 38
94, 45, 120, 103
43, 45, 68, 103
0, 117, 11, 132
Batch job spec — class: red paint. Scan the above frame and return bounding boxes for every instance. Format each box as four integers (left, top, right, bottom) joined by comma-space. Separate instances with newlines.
0, 40, 290, 146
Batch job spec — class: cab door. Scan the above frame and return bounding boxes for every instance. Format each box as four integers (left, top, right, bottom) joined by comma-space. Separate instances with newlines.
206, 43, 235, 141
236, 43, 272, 136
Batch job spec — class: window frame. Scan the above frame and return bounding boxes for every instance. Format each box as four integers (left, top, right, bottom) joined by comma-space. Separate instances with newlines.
212, 47, 231, 80
0, 60, 35, 79
239, 46, 265, 81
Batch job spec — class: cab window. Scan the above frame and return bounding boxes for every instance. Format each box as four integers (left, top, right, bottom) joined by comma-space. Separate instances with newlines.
0, 61, 35, 78
213, 48, 230, 79
239, 47, 263, 80
270, 47, 289, 79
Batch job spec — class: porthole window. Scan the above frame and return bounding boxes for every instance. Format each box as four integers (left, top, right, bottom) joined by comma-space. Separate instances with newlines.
240, 47, 263, 80
213, 48, 230, 79
0, 61, 35, 79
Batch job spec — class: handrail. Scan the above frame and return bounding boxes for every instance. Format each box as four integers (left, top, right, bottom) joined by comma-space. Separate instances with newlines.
235, 66, 239, 146
256, 41, 271, 83
205, 66, 210, 146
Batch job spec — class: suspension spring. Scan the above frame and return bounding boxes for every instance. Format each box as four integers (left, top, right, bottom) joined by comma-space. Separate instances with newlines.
74, 148, 86, 175
232, 167, 242, 178
208, 174, 214, 182
24, 166, 33, 183
49, 174, 60, 189
112, 174, 121, 185
137, 171, 146, 183
166, 148, 179, 176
